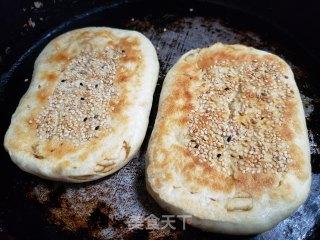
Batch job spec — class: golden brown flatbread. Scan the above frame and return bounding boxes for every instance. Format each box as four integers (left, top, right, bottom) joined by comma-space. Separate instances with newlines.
146, 43, 311, 234
4, 27, 159, 182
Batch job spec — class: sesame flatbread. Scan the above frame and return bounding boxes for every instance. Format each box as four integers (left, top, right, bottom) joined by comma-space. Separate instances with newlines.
146, 43, 311, 234
4, 27, 159, 182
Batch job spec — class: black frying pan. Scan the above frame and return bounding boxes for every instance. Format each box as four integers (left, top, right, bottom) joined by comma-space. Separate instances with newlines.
1, 0, 320, 239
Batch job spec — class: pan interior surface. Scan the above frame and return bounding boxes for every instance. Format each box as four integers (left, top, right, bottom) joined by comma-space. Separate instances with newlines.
0, 1, 319, 239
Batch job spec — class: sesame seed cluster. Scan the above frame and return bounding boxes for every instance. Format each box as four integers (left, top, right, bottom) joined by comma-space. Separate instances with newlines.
36, 48, 122, 145
187, 58, 295, 175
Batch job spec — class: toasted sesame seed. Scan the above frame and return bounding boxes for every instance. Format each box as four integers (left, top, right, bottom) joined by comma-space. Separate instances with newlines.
186, 57, 294, 175
35, 48, 122, 144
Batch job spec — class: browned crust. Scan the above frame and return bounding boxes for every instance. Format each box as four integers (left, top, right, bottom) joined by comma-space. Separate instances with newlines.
6, 29, 144, 161
147, 44, 310, 199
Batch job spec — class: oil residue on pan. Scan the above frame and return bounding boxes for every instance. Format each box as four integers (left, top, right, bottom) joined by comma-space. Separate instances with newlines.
1, 1, 320, 240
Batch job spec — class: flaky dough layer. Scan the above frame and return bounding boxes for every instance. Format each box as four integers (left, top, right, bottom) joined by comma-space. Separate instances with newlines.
146, 43, 310, 234
5, 27, 159, 182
